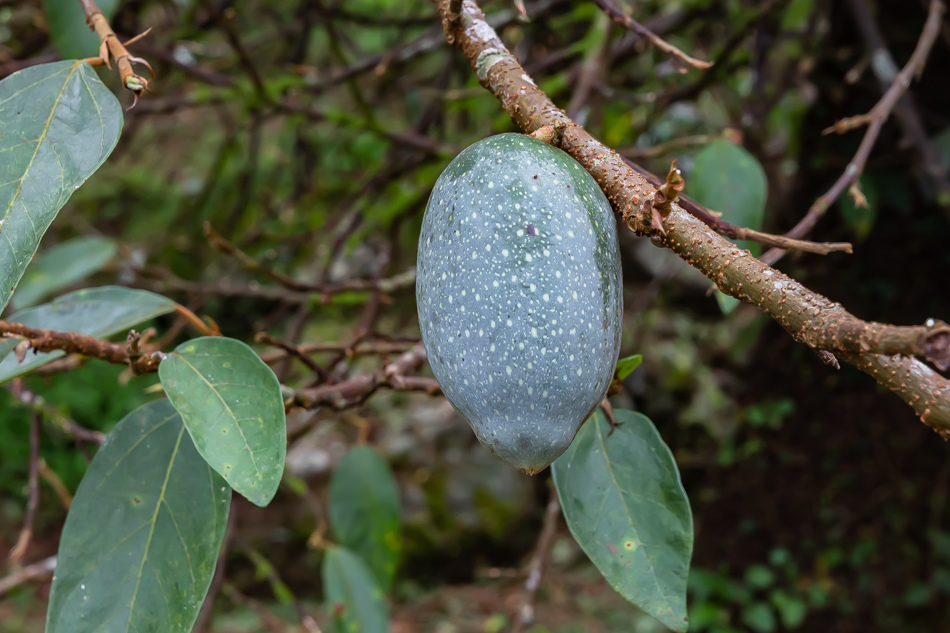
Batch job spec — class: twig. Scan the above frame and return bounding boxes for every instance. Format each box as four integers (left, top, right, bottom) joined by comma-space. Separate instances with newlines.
761, 0, 946, 265
845, 0, 950, 223
289, 345, 440, 409
8, 412, 40, 565
202, 3, 267, 101
39, 460, 73, 509
511, 483, 561, 633
0, 321, 164, 375
591, 0, 711, 69
258, 340, 416, 364
203, 222, 417, 296
5, 383, 105, 445
255, 332, 330, 383
78, 0, 153, 107
0, 555, 56, 597
434, 0, 950, 434
625, 158, 853, 255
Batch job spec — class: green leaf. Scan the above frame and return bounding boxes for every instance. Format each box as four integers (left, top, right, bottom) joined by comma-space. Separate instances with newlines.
688, 139, 767, 254
615, 354, 643, 381
0, 286, 176, 383
551, 410, 693, 631
322, 545, 389, 633
0, 61, 123, 314
741, 602, 777, 633
329, 445, 402, 591
12, 236, 117, 309
744, 565, 775, 589
46, 400, 231, 633
769, 589, 807, 629
43, 0, 119, 60
158, 337, 286, 507
714, 291, 741, 315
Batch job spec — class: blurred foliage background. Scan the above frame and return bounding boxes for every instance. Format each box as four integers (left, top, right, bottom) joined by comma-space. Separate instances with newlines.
1, 0, 950, 631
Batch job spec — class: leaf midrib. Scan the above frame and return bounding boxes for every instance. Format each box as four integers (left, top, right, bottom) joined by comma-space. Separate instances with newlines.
125, 424, 186, 631
172, 353, 264, 481
592, 413, 672, 610
1, 62, 79, 227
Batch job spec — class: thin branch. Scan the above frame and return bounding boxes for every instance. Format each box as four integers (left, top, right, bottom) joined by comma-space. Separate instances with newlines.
5, 383, 105, 444
203, 222, 418, 296
258, 340, 417, 364
8, 412, 40, 565
78, 0, 153, 106
288, 345, 440, 409
0, 321, 164, 375
0, 555, 56, 597
626, 158, 853, 255
511, 483, 561, 633
761, 0, 946, 265
591, 0, 712, 69
435, 0, 950, 434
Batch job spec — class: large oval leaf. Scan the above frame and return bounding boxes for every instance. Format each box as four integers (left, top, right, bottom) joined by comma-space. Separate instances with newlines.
46, 399, 231, 633
158, 337, 286, 507
44, 0, 120, 60
329, 446, 402, 590
12, 236, 117, 310
688, 139, 767, 252
322, 545, 389, 633
551, 410, 693, 632
0, 286, 176, 383
0, 61, 123, 314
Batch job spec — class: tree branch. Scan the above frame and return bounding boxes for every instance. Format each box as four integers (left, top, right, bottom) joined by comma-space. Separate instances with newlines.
0, 322, 164, 375
434, 0, 950, 434
760, 0, 946, 265
591, 0, 712, 69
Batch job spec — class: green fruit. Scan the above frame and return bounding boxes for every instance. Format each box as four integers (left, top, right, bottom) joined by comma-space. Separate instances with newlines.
416, 133, 623, 474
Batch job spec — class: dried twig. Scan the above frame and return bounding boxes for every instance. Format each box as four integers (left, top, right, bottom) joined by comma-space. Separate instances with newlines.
511, 483, 561, 633
203, 222, 417, 297
0, 321, 164, 375
0, 555, 56, 597
78, 0, 153, 107
288, 345, 440, 409
591, 0, 712, 69
8, 412, 40, 565
626, 158, 853, 256
5, 383, 105, 444
761, 0, 946, 265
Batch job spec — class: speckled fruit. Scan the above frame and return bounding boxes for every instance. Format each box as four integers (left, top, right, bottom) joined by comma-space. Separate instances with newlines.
416, 134, 623, 474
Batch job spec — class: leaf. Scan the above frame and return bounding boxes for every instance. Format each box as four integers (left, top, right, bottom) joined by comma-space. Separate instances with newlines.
0, 61, 123, 314
551, 410, 693, 631
615, 354, 643, 381
688, 139, 767, 254
714, 291, 741, 315
322, 545, 389, 633
0, 286, 176, 383
45, 399, 231, 633
43, 0, 119, 60
741, 602, 777, 633
329, 445, 402, 590
159, 337, 286, 507
12, 236, 117, 309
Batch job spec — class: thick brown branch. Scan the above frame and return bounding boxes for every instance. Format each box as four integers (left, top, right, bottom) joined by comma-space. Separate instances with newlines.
0, 321, 163, 375
591, 0, 712, 69
436, 0, 950, 434
761, 0, 946, 265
